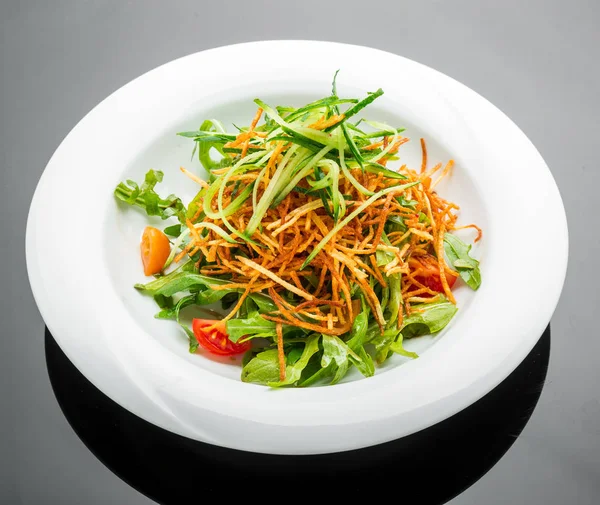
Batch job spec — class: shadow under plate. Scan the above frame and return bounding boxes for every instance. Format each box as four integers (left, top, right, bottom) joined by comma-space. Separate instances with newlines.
45, 326, 550, 504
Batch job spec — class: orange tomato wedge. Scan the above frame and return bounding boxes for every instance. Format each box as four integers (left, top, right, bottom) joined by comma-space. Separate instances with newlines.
140, 226, 170, 276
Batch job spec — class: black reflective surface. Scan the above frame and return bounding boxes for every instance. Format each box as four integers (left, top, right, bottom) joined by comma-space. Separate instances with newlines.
45, 326, 550, 504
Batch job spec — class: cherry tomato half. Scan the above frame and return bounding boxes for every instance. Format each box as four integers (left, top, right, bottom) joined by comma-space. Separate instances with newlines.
140, 226, 171, 276
413, 254, 457, 293
192, 318, 251, 356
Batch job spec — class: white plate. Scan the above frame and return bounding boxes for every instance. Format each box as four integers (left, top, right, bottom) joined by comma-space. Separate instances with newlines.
26, 40, 568, 455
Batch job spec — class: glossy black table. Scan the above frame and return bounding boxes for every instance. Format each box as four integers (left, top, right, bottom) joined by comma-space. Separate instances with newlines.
46, 325, 550, 504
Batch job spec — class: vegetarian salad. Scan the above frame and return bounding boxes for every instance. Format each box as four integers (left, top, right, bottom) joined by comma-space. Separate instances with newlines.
114, 73, 482, 387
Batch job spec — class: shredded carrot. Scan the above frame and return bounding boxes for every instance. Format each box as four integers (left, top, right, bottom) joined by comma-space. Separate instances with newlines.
180, 166, 209, 187
452, 223, 483, 242
237, 256, 313, 300
276, 323, 286, 381
309, 114, 344, 130
420, 138, 427, 173
174, 242, 193, 263
435, 222, 456, 304
205, 275, 258, 330
431, 160, 454, 189
363, 140, 384, 151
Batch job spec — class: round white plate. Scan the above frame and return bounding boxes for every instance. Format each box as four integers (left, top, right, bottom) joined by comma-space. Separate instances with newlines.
26, 40, 568, 455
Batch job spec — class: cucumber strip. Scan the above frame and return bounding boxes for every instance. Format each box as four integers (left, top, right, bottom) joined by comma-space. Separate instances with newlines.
244, 144, 303, 237
255, 99, 340, 149
323, 89, 384, 132
337, 133, 374, 196
271, 145, 333, 206
285, 96, 358, 122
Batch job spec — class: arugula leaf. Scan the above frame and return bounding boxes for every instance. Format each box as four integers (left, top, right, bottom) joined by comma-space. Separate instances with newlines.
153, 294, 198, 352
227, 310, 307, 343
322, 335, 373, 384
249, 292, 278, 313
385, 273, 402, 329
395, 195, 418, 210
322, 334, 357, 368
443, 233, 482, 290
370, 327, 419, 363
196, 288, 243, 306
370, 328, 399, 363
298, 361, 334, 387
389, 333, 418, 359
355, 346, 375, 376
114, 169, 186, 222
320, 307, 375, 384
241, 349, 280, 385
163, 224, 181, 237
135, 271, 229, 297
330, 361, 349, 385
227, 312, 276, 342
155, 294, 193, 319
286, 346, 304, 365
346, 307, 369, 348
268, 334, 320, 387
180, 323, 198, 354
153, 294, 173, 310
401, 297, 458, 338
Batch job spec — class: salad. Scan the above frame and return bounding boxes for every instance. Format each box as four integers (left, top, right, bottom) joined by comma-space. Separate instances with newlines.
114, 73, 482, 387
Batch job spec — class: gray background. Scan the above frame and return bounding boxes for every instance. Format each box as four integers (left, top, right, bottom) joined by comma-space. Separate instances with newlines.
2, 0, 598, 503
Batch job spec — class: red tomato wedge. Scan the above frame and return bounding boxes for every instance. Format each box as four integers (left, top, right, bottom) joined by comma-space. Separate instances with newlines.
413, 254, 457, 293
192, 318, 251, 356
140, 226, 171, 276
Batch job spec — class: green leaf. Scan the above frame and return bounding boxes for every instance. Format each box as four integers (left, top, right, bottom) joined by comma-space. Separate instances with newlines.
389, 333, 418, 359
135, 271, 229, 297
163, 224, 181, 237
443, 233, 481, 290
453, 259, 475, 269
196, 288, 243, 306
114, 169, 186, 222
346, 308, 369, 348
268, 334, 320, 387
153, 293, 199, 352
180, 323, 198, 354
322, 334, 374, 382
370, 328, 399, 364
396, 195, 418, 210
322, 334, 357, 368
330, 362, 350, 385
386, 273, 402, 328
355, 346, 375, 376
154, 295, 194, 319
249, 292, 278, 313
298, 361, 334, 387
226, 312, 276, 343
401, 297, 458, 338
241, 349, 281, 385
286, 346, 304, 365
153, 294, 173, 310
